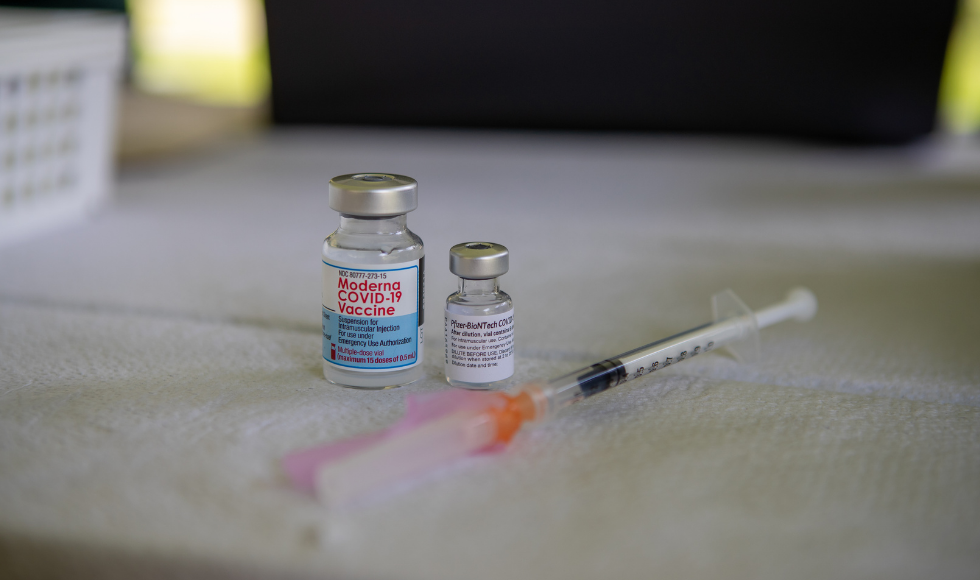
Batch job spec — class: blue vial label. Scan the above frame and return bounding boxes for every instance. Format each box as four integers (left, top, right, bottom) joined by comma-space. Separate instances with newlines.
322, 259, 422, 371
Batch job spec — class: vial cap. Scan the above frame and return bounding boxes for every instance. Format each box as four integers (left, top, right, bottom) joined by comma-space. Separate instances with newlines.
328, 173, 418, 216
449, 242, 509, 279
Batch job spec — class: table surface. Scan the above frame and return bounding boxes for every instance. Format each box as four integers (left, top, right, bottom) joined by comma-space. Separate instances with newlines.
2, 128, 979, 580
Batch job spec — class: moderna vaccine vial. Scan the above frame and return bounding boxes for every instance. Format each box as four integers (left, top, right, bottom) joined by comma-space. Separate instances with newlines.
322, 174, 425, 389
444, 242, 514, 389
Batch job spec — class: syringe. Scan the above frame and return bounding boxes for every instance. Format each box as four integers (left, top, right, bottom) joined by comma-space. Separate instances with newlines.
524, 287, 817, 421
287, 287, 818, 506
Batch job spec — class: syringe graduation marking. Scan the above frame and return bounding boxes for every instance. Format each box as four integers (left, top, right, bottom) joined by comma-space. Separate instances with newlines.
616, 322, 713, 361
570, 322, 719, 397
569, 322, 714, 395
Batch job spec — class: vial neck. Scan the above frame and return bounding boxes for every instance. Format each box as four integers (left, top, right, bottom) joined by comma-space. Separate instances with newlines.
338, 214, 407, 234
458, 277, 498, 295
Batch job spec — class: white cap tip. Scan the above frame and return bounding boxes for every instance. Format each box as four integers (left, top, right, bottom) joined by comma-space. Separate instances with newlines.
786, 287, 818, 322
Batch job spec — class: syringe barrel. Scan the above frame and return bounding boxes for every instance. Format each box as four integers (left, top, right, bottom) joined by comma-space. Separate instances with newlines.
534, 317, 751, 419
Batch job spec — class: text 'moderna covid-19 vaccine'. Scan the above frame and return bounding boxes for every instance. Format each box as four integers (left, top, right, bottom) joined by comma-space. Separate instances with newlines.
444, 242, 514, 389
322, 173, 424, 389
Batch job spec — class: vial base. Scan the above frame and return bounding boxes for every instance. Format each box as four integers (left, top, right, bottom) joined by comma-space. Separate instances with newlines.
446, 376, 512, 390
324, 361, 423, 389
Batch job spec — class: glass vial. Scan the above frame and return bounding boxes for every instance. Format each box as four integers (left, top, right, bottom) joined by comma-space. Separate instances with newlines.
322, 173, 425, 389
444, 242, 514, 389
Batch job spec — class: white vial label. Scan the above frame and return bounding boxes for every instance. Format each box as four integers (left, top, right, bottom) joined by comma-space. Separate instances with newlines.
322, 259, 423, 372
445, 310, 514, 383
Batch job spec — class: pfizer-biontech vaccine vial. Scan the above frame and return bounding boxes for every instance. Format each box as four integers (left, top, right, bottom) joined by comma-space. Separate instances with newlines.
322, 173, 424, 389
444, 242, 514, 389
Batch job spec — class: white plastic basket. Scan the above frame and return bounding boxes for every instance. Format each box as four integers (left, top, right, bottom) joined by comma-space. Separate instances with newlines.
0, 8, 125, 246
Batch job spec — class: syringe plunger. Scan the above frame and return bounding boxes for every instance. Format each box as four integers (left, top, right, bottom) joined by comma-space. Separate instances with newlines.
753, 287, 818, 329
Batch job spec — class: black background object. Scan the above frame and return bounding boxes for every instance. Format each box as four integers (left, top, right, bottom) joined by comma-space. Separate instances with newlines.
266, 0, 958, 144
0, 1, 124, 10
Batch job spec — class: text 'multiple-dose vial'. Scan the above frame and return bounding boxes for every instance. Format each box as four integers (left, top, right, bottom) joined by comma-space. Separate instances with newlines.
444, 242, 515, 389
321, 173, 424, 389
